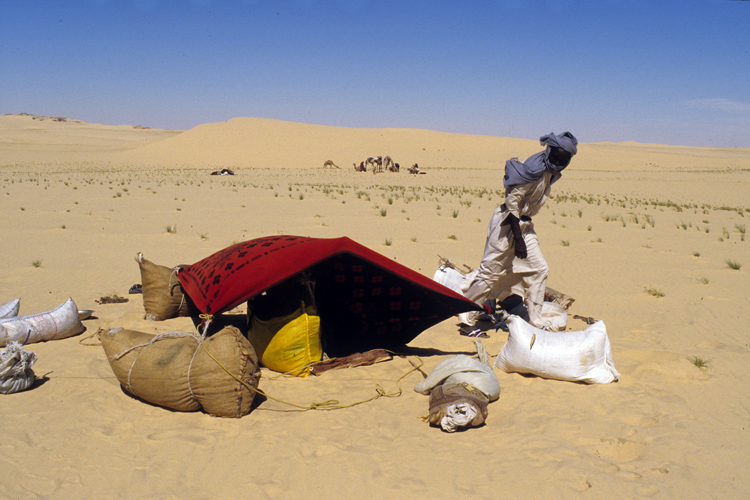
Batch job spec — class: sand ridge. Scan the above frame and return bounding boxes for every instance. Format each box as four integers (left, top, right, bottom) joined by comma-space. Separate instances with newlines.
1, 115, 749, 499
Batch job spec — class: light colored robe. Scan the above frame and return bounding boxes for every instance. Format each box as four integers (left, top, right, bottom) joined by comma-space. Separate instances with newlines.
459, 170, 553, 328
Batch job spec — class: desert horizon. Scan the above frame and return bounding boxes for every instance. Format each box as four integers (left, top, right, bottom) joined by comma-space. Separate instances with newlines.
1, 112, 749, 499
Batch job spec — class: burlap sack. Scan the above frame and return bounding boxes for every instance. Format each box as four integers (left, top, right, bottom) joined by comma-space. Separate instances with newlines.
136, 253, 191, 321
100, 326, 261, 418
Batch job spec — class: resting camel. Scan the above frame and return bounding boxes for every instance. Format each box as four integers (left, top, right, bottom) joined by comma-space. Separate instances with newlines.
353, 162, 366, 172
323, 160, 340, 169
408, 163, 425, 175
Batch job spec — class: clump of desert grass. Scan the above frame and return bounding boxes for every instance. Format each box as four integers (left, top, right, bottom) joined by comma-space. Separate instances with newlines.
725, 258, 741, 270
687, 355, 710, 371
96, 294, 129, 304
560, 240, 570, 246
644, 286, 665, 298
166, 224, 177, 234
31, 259, 42, 268
697, 277, 710, 285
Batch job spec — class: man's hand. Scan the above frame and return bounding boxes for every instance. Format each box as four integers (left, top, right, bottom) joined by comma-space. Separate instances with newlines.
514, 237, 527, 259
502, 212, 527, 259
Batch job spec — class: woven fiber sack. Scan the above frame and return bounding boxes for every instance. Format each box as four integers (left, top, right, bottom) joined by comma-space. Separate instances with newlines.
101, 326, 261, 417
0, 298, 84, 347
136, 253, 191, 321
494, 316, 620, 384
0, 299, 20, 319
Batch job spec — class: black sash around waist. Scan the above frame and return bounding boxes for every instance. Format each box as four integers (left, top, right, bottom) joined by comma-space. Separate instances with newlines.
500, 203, 532, 222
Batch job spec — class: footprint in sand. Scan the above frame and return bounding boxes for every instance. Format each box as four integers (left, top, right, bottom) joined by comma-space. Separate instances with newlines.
593, 436, 648, 463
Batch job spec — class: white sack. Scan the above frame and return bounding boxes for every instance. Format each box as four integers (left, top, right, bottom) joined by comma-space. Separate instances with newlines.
432, 266, 466, 295
415, 354, 500, 401
433, 264, 568, 332
494, 315, 619, 384
0, 299, 20, 319
539, 301, 568, 332
0, 341, 37, 394
0, 298, 84, 347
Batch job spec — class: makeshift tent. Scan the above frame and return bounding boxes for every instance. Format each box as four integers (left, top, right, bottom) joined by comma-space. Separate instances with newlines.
177, 235, 482, 356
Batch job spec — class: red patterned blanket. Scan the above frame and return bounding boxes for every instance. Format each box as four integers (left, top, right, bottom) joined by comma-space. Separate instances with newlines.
177, 236, 481, 355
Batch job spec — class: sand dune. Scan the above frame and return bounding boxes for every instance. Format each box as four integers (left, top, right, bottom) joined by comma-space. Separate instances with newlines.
1, 114, 749, 499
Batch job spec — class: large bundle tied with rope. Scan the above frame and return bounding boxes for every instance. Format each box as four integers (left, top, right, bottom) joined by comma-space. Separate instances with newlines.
100, 326, 261, 418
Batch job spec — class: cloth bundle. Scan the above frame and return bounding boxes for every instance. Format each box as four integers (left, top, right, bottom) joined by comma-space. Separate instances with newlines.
427, 384, 489, 432
0, 341, 37, 394
415, 341, 500, 432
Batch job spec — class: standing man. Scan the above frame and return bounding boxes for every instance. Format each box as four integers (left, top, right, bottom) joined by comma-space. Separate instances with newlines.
459, 132, 578, 333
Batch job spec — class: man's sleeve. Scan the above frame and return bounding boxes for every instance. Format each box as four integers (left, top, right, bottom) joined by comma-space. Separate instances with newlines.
504, 185, 526, 219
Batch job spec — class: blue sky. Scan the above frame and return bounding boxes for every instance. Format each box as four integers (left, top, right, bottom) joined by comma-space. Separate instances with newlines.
2, 0, 749, 147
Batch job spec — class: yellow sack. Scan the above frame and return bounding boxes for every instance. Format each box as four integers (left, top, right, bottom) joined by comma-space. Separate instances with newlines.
248, 302, 321, 377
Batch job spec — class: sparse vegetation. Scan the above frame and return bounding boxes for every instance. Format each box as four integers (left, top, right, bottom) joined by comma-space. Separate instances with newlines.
725, 258, 741, 271
687, 355, 710, 371
31, 259, 42, 268
96, 294, 129, 304
644, 287, 665, 298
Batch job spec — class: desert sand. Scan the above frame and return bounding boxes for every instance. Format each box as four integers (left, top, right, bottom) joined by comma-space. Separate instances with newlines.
1, 113, 749, 499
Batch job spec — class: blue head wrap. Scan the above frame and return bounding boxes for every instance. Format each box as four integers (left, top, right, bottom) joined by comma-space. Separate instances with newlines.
503, 132, 578, 188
